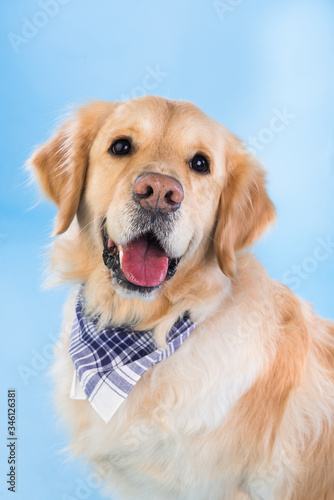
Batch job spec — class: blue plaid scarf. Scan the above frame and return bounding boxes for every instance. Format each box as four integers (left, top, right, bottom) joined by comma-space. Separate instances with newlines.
69, 287, 197, 423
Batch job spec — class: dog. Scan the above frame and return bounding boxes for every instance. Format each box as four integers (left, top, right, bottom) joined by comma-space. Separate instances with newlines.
30, 96, 334, 500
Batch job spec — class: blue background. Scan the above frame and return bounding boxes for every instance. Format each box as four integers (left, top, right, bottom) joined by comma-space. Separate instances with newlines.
1, 0, 333, 499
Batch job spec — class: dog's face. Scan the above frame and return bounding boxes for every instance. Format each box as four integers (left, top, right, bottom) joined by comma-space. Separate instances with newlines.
31, 97, 275, 303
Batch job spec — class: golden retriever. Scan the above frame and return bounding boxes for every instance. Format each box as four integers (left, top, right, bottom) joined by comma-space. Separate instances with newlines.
30, 96, 334, 500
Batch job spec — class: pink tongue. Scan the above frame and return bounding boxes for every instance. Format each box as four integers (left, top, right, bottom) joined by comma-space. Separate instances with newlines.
121, 237, 168, 287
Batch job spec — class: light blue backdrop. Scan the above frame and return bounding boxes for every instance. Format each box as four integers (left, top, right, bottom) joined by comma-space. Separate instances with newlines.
1, 0, 333, 499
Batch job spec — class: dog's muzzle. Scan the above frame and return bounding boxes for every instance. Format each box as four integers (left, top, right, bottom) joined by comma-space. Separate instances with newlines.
102, 227, 181, 294
101, 173, 184, 295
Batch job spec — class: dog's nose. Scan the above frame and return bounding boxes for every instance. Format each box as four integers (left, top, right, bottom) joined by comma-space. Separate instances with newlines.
133, 173, 184, 213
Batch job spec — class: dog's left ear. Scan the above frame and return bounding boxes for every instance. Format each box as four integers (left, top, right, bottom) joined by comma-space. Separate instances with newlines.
214, 135, 276, 278
30, 101, 114, 235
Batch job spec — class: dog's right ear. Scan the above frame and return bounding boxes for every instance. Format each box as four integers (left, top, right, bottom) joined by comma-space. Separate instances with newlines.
30, 101, 114, 235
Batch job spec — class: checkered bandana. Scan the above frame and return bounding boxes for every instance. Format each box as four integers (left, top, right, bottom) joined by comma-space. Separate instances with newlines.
69, 287, 197, 423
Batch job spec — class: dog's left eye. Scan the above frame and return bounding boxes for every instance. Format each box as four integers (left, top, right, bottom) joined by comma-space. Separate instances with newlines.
109, 139, 132, 155
190, 154, 210, 174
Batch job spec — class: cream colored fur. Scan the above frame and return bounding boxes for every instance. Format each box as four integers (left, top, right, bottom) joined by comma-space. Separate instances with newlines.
31, 97, 334, 500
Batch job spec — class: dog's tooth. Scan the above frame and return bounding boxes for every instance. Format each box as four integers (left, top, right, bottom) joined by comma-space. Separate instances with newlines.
119, 245, 123, 269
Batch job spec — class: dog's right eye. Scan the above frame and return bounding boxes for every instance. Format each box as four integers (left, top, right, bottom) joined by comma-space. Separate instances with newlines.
109, 139, 132, 156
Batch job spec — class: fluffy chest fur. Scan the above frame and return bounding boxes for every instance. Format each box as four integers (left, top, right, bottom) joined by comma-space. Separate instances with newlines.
30, 96, 334, 499
52, 260, 333, 500
53, 283, 265, 499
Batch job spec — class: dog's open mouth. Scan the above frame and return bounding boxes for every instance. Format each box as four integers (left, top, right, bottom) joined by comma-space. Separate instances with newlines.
102, 226, 180, 293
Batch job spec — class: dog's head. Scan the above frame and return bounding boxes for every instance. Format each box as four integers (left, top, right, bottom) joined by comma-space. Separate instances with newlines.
30, 97, 275, 306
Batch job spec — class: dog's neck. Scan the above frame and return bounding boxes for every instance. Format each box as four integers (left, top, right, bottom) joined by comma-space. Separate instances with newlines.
50, 231, 231, 346
85, 256, 230, 347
